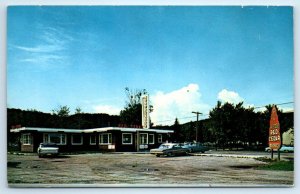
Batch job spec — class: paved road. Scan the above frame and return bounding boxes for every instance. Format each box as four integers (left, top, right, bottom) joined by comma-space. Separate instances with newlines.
192, 150, 294, 160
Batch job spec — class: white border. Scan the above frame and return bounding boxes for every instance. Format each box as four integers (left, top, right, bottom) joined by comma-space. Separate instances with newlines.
1, 1, 299, 194
0, 0, 299, 6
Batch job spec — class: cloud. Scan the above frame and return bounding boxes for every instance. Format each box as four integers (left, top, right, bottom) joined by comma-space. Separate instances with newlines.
93, 105, 121, 116
14, 44, 64, 53
217, 89, 263, 110
20, 54, 65, 63
13, 26, 67, 54
151, 84, 211, 126
12, 25, 72, 69
217, 89, 244, 104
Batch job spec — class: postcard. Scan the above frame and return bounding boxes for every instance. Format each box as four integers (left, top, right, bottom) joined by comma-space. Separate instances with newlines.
7, 6, 294, 187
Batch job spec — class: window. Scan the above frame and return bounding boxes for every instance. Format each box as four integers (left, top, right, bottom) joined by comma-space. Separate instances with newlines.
122, 133, 132, 144
90, 134, 97, 145
99, 133, 112, 144
43, 133, 66, 145
158, 134, 162, 143
21, 133, 32, 145
140, 133, 148, 144
149, 134, 155, 144
72, 134, 83, 145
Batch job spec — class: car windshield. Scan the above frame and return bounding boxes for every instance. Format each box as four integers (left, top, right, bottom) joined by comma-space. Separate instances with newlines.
159, 144, 173, 149
41, 144, 57, 148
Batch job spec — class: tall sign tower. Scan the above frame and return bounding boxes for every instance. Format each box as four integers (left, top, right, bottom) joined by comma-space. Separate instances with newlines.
141, 94, 150, 129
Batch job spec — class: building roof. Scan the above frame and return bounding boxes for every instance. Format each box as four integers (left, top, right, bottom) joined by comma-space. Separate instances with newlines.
10, 127, 173, 134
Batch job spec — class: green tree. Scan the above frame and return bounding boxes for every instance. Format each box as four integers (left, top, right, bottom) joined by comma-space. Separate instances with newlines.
75, 107, 83, 114
207, 102, 294, 150
119, 88, 149, 127
208, 101, 252, 150
51, 105, 70, 128
172, 118, 183, 142
258, 104, 293, 147
209, 101, 229, 149
52, 105, 70, 117
182, 120, 196, 142
73, 107, 83, 128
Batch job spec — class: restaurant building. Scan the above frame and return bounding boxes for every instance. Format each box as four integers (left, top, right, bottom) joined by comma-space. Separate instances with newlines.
10, 126, 173, 153
10, 95, 174, 153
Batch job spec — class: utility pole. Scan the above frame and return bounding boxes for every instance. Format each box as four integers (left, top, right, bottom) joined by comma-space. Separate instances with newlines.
192, 111, 202, 142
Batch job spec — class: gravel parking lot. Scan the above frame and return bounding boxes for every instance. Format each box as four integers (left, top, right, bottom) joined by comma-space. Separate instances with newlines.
7, 151, 294, 187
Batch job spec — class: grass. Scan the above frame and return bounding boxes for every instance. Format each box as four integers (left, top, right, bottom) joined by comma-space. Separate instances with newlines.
255, 158, 294, 171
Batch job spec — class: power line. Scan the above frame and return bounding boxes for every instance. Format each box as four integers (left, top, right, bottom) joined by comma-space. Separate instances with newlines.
154, 113, 209, 124
154, 116, 197, 124
253, 101, 294, 109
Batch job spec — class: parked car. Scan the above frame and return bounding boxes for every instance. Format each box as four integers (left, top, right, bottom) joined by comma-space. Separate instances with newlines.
37, 143, 59, 158
150, 143, 189, 157
182, 142, 209, 153
265, 145, 294, 152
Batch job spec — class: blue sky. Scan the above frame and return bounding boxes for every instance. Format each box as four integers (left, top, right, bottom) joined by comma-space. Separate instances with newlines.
7, 6, 294, 125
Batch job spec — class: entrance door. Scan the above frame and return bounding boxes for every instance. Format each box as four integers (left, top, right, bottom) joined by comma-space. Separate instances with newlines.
139, 133, 148, 149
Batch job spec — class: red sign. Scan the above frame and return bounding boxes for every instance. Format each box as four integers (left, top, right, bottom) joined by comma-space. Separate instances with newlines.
118, 124, 142, 128
268, 106, 281, 150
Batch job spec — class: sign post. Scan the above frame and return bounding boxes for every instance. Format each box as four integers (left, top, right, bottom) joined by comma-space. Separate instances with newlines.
268, 105, 281, 160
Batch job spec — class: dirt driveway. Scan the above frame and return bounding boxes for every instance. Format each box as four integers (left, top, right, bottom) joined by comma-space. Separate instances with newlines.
7, 152, 293, 187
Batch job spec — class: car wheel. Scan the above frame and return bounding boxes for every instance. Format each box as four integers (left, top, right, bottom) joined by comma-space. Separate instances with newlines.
156, 154, 161, 157
167, 152, 173, 157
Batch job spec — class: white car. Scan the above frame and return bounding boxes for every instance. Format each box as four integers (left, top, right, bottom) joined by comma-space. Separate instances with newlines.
37, 143, 59, 158
265, 145, 294, 153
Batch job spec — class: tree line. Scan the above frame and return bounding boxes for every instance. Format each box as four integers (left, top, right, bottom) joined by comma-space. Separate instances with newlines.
8, 107, 120, 129
7, 87, 294, 151
7, 107, 120, 146
170, 101, 293, 150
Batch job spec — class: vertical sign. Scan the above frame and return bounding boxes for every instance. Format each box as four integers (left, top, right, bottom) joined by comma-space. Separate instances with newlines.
141, 94, 150, 129
269, 105, 281, 150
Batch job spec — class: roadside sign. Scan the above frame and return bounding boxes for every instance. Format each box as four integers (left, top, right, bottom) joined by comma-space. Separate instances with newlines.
141, 94, 150, 129
268, 105, 281, 150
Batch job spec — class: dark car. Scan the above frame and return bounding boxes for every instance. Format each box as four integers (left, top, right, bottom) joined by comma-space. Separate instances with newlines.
150, 143, 189, 157
182, 142, 209, 153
